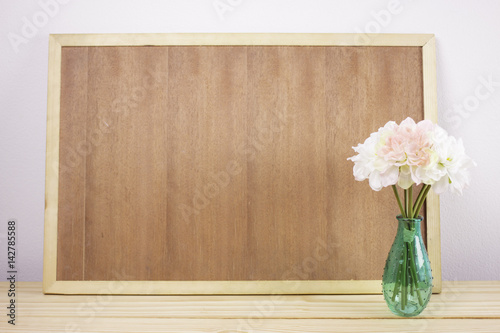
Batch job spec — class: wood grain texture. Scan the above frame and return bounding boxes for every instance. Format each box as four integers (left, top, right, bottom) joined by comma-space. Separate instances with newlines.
324, 46, 425, 280
83, 47, 170, 281
165, 46, 248, 281
44, 35, 63, 291
52, 33, 435, 47
246, 46, 329, 281
4, 318, 500, 333
44, 280, 384, 295
423, 37, 442, 293
57, 47, 88, 280
56, 45, 429, 283
1, 282, 499, 332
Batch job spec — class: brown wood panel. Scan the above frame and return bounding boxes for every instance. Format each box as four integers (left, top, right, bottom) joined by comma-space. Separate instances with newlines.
246, 46, 329, 280
57, 47, 88, 280
83, 47, 170, 280
165, 46, 248, 280
325, 46, 424, 280
56, 45, 425, 282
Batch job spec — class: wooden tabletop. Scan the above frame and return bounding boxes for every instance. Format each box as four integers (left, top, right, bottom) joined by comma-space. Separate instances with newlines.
1, 281, 499, 332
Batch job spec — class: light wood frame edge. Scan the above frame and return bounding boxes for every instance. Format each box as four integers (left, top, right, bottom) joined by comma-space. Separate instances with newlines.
43, 33, 440, 295
43, 35, 62, 294
51, 33, 433, 46
422, 36, 442, 293
44, 280, 384, 295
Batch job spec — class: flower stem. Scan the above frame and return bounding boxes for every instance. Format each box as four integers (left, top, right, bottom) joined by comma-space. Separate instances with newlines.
413, 185, 431, 218
402, 242, 408, 310
412, 184, 427, 216
404, 189, 408, 218
392, 261, 402, 302
392, 185, 405, 217
408, 243, 424, 306
408, 185, 413, 219
409, 243, 414, 296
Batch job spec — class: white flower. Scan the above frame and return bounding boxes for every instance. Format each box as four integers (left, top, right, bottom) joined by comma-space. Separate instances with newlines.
431, 135, 476, 195
348, 121, 399, 191
348, 119, 475, 195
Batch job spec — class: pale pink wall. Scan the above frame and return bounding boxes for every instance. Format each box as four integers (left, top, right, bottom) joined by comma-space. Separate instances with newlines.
0, 0, 498, 281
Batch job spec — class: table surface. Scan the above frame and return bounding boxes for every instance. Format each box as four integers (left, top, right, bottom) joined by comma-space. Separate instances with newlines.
0, 281, 499, 332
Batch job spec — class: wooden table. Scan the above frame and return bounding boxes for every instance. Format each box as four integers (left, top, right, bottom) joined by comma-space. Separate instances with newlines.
1, 281, 499, 332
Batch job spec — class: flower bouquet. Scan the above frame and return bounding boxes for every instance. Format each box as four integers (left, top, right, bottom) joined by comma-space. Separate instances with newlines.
348, 117, 475, 316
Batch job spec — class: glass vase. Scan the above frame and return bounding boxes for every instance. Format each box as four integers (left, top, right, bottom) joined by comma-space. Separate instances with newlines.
382, 215, 433, 317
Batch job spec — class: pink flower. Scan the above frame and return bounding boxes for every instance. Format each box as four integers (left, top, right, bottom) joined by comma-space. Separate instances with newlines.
378, 118, 434, 167
348, 117, 474, 194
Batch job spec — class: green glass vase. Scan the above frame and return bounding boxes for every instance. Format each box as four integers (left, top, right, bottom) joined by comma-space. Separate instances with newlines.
382, 215, 433, 317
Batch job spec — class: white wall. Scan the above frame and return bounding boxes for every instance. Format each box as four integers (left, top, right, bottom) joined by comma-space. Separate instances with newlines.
1, 0, 498, 281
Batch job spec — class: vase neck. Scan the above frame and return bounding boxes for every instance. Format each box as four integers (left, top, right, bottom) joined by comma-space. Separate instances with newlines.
396, 215, 423, 233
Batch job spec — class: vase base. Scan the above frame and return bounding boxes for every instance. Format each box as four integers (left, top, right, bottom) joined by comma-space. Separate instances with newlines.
388, 301, 425, 317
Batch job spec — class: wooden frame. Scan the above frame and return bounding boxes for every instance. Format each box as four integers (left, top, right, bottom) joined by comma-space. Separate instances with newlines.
44, 33, 441, 294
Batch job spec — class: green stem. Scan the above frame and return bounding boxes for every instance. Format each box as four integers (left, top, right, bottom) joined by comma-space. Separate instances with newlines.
408, 185, 413, 219
409, 245, 414, 296
408, 243, 424, 306
404, 189, 408, 218
412, 185, 427, 215
402, 242, 408, 310
412, 184, 429, 218
391, 261, 403, 302
392, 185, 405, 217
413, 185, 432, 218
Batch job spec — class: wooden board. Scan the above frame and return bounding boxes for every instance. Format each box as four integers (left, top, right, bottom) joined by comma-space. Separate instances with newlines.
2, 282, 499, 332
44, 34, 440, 294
